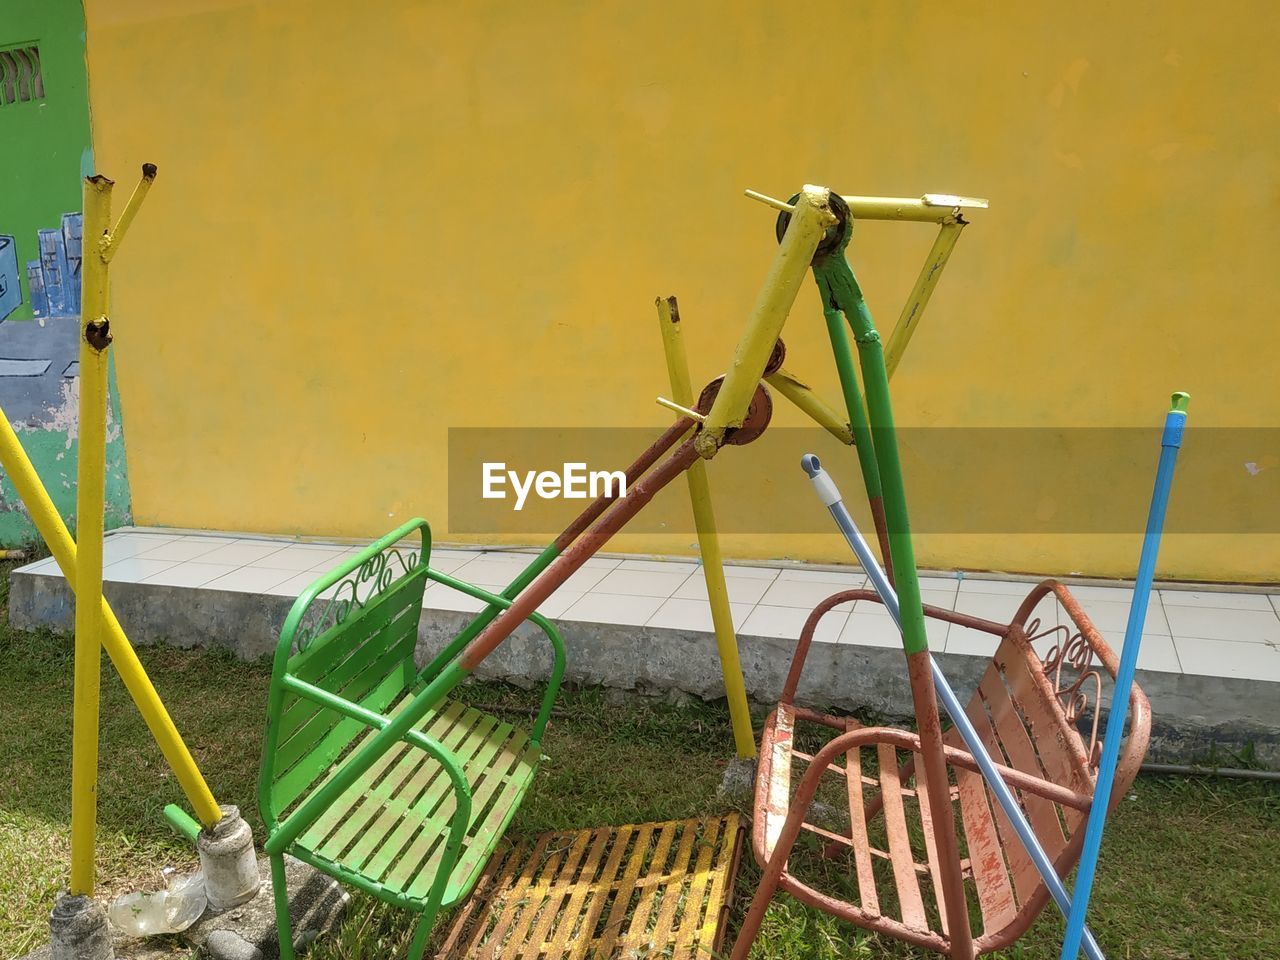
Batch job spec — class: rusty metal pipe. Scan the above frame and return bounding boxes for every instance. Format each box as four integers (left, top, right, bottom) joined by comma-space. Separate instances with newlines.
906, 651, 976, 958
551, 417, 694, 552
421, 417, 697, 682
461, 436, 702, 671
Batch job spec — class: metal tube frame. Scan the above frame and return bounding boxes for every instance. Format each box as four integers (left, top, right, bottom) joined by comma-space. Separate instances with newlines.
0, 412, 223, 828
69, 174, 111, 896
11, 163, 227, 900
655, 296, 756, 760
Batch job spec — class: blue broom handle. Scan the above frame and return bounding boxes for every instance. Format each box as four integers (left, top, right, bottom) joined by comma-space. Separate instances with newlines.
801, 455, 1106, 960
1060, 392, 1189, 959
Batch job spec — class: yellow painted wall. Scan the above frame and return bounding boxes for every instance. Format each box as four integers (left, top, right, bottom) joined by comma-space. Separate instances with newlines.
84, 0, 1278, 581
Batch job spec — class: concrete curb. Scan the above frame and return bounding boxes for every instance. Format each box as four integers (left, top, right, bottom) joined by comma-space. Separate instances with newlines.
9, 569, 1279, 766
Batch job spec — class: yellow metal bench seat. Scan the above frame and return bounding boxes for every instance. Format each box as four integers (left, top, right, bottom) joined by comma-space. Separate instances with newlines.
288, 698, 541, 909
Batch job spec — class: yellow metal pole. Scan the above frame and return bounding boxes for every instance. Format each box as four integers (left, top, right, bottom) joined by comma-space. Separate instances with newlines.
102, 163, 157, 262
66, 165, 211, 895
655, 296, 755, 759
764, 366, 854, 445
69, 174, 113, 895
883, 221, 965, 380
697, 185, 834, 458
0, 415, 223, 828
839, 193, 987, 223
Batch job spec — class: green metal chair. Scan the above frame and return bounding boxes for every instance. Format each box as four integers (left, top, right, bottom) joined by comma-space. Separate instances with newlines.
257, 518, 565, 959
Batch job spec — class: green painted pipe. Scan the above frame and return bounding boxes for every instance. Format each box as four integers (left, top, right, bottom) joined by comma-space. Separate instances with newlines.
815, 256, 929, 655
163, 803, 201, 844
822, 306, 882, 502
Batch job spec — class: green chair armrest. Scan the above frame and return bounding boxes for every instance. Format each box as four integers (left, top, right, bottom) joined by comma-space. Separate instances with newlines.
265, 674, 472, 854
421, 568, 566, 743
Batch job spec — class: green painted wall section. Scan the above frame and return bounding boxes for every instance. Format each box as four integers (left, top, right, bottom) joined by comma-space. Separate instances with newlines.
1, 0, 93, 320
0, 0, 133, 545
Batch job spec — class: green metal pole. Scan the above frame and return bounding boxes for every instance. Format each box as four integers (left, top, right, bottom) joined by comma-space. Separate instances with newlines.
814, 258, 929, 653
812, 232, 977, 955
823, 306, 881, 502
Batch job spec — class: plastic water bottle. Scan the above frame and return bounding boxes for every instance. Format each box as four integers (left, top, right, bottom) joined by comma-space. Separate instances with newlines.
108, 871, 207, 935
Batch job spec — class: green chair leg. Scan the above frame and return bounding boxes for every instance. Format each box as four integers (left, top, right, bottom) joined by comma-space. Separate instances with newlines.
408, 905, 439, 960
271, 853, 297, 960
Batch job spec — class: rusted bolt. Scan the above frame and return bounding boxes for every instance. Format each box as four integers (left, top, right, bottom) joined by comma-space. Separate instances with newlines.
84, 319, 112, 351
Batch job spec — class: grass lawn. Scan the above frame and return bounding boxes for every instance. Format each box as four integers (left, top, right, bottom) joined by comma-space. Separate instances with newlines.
0, 561, 1277, 959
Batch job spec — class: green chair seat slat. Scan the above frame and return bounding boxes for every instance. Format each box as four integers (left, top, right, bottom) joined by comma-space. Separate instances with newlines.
364, 713, 512, 883
289, 700, 538, 906
298, 700, 469, 851
379, 716, 520, 892
346, 713, 501, 875
272, 667, 414, 810
401, 729, 533, 899
296, 701, 473, 855
427, 739, 540, 904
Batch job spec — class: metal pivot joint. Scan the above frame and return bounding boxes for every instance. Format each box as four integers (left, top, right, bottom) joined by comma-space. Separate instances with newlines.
84, 319, 111, 351
774, 191, 850, 262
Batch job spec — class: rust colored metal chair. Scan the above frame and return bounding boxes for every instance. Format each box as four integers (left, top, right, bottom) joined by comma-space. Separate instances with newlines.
732, 580, 1152, 958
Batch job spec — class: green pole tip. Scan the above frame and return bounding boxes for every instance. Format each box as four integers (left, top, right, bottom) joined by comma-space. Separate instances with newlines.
1170, 391, 1190, 414
163, 803, 202, 843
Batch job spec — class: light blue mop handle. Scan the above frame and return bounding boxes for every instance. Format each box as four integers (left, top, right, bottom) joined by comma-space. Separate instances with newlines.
800, 454, 1107, 960
1060, 392, 1190, 960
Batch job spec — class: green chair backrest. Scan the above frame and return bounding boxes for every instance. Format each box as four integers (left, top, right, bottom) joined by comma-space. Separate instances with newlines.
259, 520, 431, 825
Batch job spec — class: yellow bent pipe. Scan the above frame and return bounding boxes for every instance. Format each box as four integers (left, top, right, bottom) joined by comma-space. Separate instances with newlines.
656, 296, 756, 759
765, 366, 854, 445
697, 185, 834, 458
840, 193, 988, 224
883, 221, 965, 380
0, 416, 224, 832
59, 168, 220, 894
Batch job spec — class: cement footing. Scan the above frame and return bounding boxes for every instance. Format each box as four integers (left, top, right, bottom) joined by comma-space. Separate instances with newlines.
717, 758, 757, 806
198, 806, 261, 911
48, 894, 113, 960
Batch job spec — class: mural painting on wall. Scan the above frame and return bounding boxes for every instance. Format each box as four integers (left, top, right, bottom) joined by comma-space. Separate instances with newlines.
0, 213, 84, 428
0, 1, 132, 545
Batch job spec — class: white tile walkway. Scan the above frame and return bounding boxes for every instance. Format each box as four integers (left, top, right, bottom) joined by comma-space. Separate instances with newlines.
15, 528, 1280, 683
